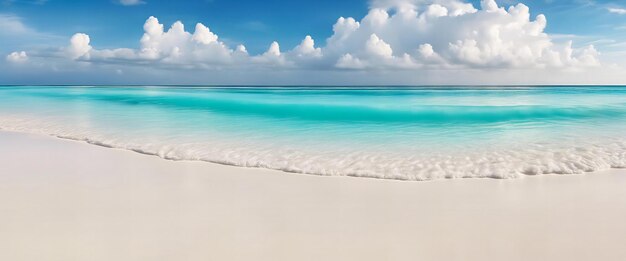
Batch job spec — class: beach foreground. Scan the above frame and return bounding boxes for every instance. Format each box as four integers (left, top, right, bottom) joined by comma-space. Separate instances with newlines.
1, 131, 626, 261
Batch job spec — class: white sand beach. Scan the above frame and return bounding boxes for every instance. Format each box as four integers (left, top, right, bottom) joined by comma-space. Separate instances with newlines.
1, 130, 626, 261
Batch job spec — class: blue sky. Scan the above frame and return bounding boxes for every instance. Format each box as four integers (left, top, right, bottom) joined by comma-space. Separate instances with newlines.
2, 0, 371, 54
4, 0, 626, 53
2, 0, 626, 84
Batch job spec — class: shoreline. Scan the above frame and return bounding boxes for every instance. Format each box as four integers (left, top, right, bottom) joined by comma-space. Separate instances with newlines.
1, 130, 626, 260
2, 129, 623, 182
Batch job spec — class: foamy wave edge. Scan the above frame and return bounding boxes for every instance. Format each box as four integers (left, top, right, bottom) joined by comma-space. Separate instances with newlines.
2, 124, 625, 182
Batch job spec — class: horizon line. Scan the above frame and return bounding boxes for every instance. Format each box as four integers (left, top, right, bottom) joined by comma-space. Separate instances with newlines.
2, 84, 626, 88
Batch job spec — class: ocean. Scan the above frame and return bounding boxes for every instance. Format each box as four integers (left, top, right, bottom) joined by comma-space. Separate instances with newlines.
1, 86, 625, 180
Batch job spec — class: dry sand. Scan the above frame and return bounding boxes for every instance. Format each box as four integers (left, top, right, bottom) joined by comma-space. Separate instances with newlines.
1, 130, 625, 261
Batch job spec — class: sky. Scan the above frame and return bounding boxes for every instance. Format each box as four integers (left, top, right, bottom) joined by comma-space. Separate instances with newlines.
2, 0, 626, 85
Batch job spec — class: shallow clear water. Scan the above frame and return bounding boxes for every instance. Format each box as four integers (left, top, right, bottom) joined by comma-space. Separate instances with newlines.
1, 86, 625, 180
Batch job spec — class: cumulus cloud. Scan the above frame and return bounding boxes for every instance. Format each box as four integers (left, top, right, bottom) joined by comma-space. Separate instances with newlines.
192, 23, 218, 44
324, 0, 599, 69
66, 33, 92, 59
292, 35, 322, 58
264, 41, 281, 56
8, 0, 602, 76
365, 34, 393, 58
81, 16, 239, 68
251, 41, 292, 66
6, 51, 28, 63
336, 53, 367, 69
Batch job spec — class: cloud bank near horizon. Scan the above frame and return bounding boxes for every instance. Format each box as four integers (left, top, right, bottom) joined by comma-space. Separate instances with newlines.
3, 0, 623, 85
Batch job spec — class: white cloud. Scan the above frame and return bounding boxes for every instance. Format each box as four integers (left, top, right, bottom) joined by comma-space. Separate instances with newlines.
418, 43, 435, 58
321, 0, 599, 69
336, 53, 367, 69
84, 16, 239, 67
192, 23, 218, 44
264, 41, 281, 56
66, 33, 92, 59
292, 35, 322, 57
608, 7, 626, 15
235, 44, 248, 54
365, 34, 393, 58
6, 51, 28, 63
417, 43, 445, 65
119, 0, 145, 6
252, 41, 291, 66
480, 0, 499, 12
5, 0, 605, 83
425, 4, 449, 17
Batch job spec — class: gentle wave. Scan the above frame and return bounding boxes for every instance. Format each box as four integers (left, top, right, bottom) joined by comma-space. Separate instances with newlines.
2, 117, 625, 181
10, 88, 626, 124
2, 86, 626, 181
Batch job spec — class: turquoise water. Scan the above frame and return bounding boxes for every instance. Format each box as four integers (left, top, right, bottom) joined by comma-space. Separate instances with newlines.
1, 86, 625, 180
